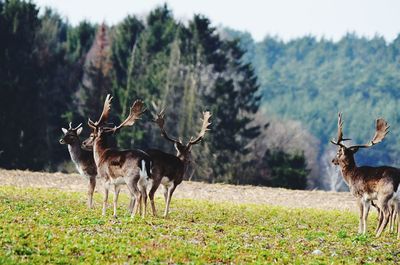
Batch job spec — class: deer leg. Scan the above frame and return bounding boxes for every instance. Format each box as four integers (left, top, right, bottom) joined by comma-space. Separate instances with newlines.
396, 202, 400, 239
362, 200, 371, 234
128, 197, 136, 214
149, 179, 161, 217
140, 188, 147, 218
376, 207, 390, 237
88, 177, 96, 209
125, 179, 140, 218
113, 185, 121, 218
138, 177, 148, 218
163, 186, 168, 203
371, 200, 380, 220
164, 183, 177, 218
357, 198, 364, 234
135, 193, 142, 216
102, 184, 109, 216
132, 177, 143, 217
389, 203, 395, 233
376, 207, 384, 234
376, 196, 391, 237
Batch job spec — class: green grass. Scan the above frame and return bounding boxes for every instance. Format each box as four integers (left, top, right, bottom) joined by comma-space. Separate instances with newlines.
0, 186, 399, 264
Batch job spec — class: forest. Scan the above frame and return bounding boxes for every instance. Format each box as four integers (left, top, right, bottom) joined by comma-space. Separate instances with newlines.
1, 0, 399, 190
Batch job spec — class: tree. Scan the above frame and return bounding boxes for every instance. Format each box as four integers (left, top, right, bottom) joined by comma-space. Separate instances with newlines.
261, 149, 309, 190
75, 24, 113, 122
0, 0, 43, 169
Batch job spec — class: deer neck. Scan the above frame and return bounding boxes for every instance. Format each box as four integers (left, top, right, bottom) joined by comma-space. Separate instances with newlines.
67, 141, 83, 166
93, 136, 108, 166
339, 156, 357, 186
178, 154, 192, 178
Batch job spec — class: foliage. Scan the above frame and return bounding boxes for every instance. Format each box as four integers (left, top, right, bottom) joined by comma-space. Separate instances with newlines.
261, 149, 309, 189
0, 0, 95, 170
107, 6, 262, 183
228, 30, 400, 172
0, 1, 315, 189
0, 186, 399, 264
0, 0, 42, 169
75, 24, 113, 121
251, 113, 320, 188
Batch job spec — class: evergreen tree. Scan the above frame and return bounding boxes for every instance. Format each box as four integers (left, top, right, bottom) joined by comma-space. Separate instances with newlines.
75, 24, 113, 121
66, 20, 96, 63
0, 0, 43, 169
34, 8, 73, 169
111, 13, 144, 99
261, 150, 309, 189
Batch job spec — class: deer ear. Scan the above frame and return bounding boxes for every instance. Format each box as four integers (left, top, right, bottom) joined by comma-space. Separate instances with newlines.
76, 127, 83, 136
62, 128, 68, 134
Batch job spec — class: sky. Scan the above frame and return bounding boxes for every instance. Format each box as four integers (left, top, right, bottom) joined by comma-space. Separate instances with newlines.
34, 0, 400, 42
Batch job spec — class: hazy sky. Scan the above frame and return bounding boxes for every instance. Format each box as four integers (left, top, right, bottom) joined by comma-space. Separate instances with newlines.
34, 0, 400, 42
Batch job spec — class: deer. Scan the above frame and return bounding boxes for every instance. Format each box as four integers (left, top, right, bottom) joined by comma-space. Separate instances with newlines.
81, 94, 152, 218
59, 122, 97, 209
330, 112, 400, 238
141, 109, 211, 217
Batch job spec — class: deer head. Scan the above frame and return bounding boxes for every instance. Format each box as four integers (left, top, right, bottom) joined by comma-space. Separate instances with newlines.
154, 109, 211, 161
330, 112, 389, 166
82, 94, 113, 150
59, 122, 83, 145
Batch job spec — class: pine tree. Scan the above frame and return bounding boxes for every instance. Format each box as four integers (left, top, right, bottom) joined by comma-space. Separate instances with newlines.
75, 24, 113, 121
0, 0, 43, 169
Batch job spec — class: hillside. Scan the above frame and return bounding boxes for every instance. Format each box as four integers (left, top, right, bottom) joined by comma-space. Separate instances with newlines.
227, 29, 400, 169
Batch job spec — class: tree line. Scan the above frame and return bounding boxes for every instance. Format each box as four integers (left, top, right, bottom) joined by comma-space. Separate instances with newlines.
0, 0, 309, 189
226, 28, 400, 190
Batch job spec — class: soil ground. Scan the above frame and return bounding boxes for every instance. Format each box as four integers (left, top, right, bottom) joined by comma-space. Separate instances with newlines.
0, 169, 357, 212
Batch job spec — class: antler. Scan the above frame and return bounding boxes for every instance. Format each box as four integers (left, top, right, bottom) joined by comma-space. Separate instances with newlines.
88, 94, 113, 129
348, 118, 390, 149
104, 99, 146, 133
154, 108, 181, 144
330, 112, 350, 147
68, 122, 82, 131
188, 111, 212, 146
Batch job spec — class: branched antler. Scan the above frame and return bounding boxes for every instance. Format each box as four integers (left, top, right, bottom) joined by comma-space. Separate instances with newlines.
348, 118, 389, 149
103, 100, 146, 133
188, 111, 212, 146
155, 109, 211, 146
88, 94, 113, 129
154, 108, 181, 144
330, 112, 350, 147
330, 112, 389, 150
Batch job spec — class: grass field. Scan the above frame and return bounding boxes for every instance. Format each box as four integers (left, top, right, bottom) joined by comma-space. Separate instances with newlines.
0, 186, 399, 264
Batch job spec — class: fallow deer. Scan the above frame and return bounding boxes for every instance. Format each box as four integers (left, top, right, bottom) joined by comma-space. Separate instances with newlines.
59, 123, 97, 208
331, 113, 400, 237
144, 109, 211, 217
82, 95, 152, 218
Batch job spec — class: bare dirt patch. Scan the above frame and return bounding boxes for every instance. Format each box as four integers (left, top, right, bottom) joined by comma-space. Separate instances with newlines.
0, 169, 356, 212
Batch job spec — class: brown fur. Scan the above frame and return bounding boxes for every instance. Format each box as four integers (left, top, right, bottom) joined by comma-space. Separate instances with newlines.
82, 127, 152, 218
331, 114, 400, 237
332, 146, 400, 238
